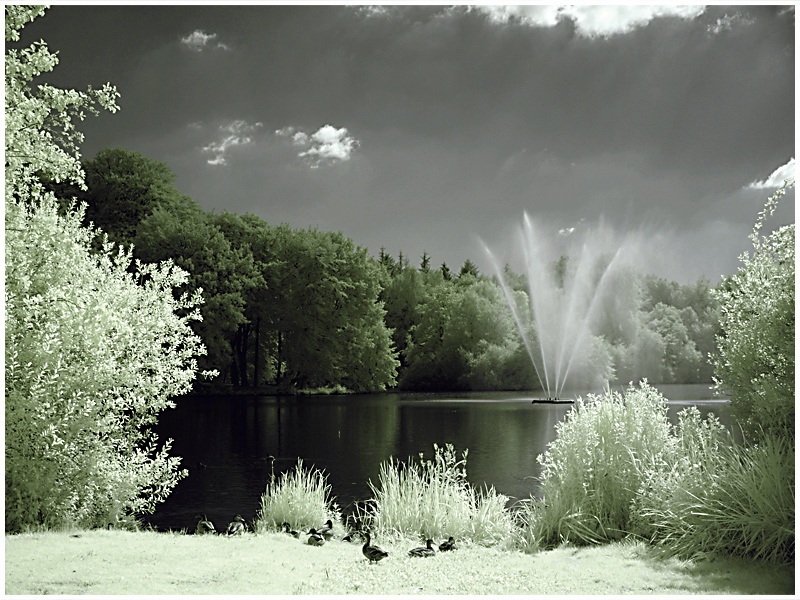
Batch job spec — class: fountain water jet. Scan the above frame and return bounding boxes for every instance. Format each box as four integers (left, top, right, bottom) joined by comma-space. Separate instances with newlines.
485, 213, 628, 400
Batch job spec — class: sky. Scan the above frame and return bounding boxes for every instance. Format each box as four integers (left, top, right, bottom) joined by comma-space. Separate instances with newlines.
16, 3, 796, 284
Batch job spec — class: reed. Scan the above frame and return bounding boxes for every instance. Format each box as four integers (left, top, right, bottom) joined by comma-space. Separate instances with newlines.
367, 443, 514, 546
253, 459, 339, 534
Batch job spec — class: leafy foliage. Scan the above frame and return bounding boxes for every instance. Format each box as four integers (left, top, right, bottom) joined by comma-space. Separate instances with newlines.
134, 207, 400, 392
134, 206, 259, 378
5, 6, 204, 531
259, 225, 399, 391
5, 5, 118, 204
78, 147, 196, 247
5, 195, 206, 529
712, 181, 795, 440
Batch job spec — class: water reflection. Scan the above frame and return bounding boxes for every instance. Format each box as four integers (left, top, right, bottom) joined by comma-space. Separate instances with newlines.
147, 385, 734, 532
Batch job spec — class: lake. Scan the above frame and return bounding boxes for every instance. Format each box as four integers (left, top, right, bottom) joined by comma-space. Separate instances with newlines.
146, 383, 735, 532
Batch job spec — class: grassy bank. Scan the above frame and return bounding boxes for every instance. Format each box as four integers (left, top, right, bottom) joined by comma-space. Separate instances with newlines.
5, 529, 794, 595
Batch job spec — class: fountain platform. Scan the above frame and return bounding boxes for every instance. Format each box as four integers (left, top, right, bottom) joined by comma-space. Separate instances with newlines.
530, 398, 575, 404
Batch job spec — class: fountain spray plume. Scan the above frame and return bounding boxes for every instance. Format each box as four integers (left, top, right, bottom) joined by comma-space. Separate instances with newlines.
482, 241, 549, 395
484, 212, 629, 400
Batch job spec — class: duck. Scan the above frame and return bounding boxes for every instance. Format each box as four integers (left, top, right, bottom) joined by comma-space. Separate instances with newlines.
439, 536, 457, 551
408, 538, 436, 557
362, 531, 389, 564
343, 530, 362, 543
282, 522, 300, 538
226, 515, 246, 536
195, 514, 216, 535
317, 519, 335, 541
307, 528, 325, 546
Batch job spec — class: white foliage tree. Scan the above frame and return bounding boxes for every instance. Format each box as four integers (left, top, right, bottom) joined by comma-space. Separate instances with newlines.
5, 5, 208, 530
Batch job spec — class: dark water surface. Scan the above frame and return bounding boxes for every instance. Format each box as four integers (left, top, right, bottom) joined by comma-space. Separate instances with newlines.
147, 384, 734, 532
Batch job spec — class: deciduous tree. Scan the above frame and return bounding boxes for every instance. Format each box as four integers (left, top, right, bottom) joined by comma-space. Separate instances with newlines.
712, 181, 795, 440
5, 5, 205, 530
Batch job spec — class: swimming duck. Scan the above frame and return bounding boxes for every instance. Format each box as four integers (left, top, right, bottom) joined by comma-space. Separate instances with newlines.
362, 531, 389, 564
195, 514, 216, 535
317, 519, 335, 541
226, 515, 246, 536
282, 522, 300, 538
408, 538, 436, 557
307, 528, 325, 546
439, 536, 457, 551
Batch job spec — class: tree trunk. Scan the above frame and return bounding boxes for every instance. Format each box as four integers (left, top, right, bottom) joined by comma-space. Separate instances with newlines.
232, 324, 250, 387
254, 316, 261, 387
276, 331, 283, 385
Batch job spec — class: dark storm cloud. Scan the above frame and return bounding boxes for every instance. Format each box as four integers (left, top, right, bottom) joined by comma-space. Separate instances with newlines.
14, 4, 795, 283
23, 4, 792, 186
348, 5, 793, 188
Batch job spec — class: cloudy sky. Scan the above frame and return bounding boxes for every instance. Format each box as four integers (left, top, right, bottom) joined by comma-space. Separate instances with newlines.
19, 4, 795, 283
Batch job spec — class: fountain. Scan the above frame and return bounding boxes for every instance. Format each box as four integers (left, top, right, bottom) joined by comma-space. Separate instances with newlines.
484, 213, 628, 401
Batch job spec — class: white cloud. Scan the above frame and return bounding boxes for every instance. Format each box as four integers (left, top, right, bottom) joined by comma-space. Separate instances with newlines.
276, 124, 359, 168
181, 29, 229, 51
475, 5, 562, 28
565, 5, 706, 37
707, 11, 756, 35
355, 5, 391, 19
203, 120, 263, 166
747, 158, 796, 189
474, 5, 706, 37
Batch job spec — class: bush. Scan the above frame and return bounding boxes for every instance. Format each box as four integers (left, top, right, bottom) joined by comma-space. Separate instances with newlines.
254, 460, 339, 534
5, 6, 202, 532
5, 198, 203, 531
638, 431, 794, 566
519, 381, 675, 550
712, 181, 795, 441
368, 443, 514, 546
628, 405, 732, 540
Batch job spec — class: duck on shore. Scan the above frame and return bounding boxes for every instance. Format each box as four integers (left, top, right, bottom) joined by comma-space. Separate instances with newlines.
439, 536, 457, 551
307, 528, 325, 546
195, 514, 216, 535
362, 531, 389, 564
408, 538, 436, 557
282, 522, 300, 538
226, 515, 246, 536
317, 519, 335, 541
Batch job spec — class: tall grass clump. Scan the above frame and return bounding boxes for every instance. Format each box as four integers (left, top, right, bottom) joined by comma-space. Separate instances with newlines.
638, 428, 794, 566
368, 443, 514, 546
519, 381, 675, 551
254, 459, 339, 533
627, 405, 731, 540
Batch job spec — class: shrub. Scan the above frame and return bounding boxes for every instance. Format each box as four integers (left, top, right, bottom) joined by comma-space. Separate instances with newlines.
5, 6, 204, 532
639, 431, 794, 566
368, 443, 514, 546
5, 198, 203, 531
628, 405, 731, 540
254, 460, 339, 534
519, 381, 675, 550
712, 181, 795, 441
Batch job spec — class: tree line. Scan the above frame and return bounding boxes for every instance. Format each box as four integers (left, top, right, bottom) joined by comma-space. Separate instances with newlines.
48, 145, 722, 393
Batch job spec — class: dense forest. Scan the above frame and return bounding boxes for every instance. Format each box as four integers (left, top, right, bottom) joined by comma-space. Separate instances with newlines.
48, 146, 721, 393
